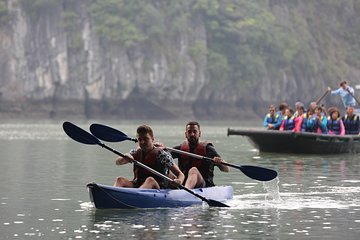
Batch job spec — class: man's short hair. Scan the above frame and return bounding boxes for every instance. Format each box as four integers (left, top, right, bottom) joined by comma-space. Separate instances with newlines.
279, 102, 288, 111
137, 125, 154, 138
186, 121, 200, 130
340, 80, 348, 87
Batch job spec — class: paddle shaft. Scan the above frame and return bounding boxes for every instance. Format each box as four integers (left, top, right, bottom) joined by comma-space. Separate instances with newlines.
346, 89, 360, 106
98, 143, 173, 182
165, 147, 239, 170
315, 89, 330, 105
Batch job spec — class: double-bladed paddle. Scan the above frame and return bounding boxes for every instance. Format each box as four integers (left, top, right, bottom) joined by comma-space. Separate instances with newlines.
63, 121, 229, 208
89, 123, 278, 182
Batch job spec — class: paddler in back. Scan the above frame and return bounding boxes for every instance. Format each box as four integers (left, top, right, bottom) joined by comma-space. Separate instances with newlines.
171, 121, 229, 189
113, 125, 184, 189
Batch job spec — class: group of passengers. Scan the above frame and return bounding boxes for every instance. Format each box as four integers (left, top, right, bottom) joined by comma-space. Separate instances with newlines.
264, 80, 360, 135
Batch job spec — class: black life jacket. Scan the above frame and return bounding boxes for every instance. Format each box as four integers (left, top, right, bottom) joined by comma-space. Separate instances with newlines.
327, 117, 341, 135
342, 114, 360, 134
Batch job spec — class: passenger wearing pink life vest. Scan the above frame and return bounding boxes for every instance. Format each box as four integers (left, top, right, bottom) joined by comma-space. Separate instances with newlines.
293, 105, 307, 132
113, 125, 184, 189
171, 121, 229, 189
327, 107, 345, 135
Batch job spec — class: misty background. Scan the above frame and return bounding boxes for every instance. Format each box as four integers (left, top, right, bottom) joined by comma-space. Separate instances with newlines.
0, 0, 360, 121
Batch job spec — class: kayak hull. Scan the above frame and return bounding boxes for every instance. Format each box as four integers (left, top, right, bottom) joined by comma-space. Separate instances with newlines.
87, 182, 233, 209
228, 128, 360, 154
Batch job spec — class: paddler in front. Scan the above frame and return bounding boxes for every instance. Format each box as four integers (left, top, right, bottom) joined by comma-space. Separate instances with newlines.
171, 121, 229, 189
113, 125, 185, 189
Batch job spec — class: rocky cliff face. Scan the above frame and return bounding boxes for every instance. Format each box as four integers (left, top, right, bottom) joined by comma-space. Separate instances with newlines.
0, 0, 209, 119
0, 0, 359, 120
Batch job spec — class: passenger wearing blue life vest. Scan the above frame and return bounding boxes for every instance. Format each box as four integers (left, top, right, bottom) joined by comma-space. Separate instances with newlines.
307, 106, 328, 134
328, 80, 356, 108
113, 125, 185, 189
264, 104, 282, 130
171, 121, 229, 189
280, 108, 296, 131
342, 106, 360, 135
327, 107, 345, 135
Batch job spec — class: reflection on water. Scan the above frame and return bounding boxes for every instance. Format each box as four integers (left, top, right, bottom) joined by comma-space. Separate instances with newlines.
84, 207, 227, 239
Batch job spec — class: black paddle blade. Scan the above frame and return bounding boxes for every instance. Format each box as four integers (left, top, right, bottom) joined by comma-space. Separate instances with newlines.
207, 199, 230, 207
63, 121, 100, 145
240, 165, 278, 182
90, 123, 137, 142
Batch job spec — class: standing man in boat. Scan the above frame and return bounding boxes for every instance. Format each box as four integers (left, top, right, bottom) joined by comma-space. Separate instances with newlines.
113, 125, 185, 189
171, 121, 229, 189
328, 80, 356, 108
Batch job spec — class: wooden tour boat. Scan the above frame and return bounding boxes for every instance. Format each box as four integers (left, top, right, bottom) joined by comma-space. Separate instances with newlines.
227, 128, 360, 154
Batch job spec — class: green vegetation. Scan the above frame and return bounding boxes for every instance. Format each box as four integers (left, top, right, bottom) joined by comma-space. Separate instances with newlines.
62, 10, 83, 52
16, 0, 360, 93
89, 0, 146, 47
0, 0, 9, 26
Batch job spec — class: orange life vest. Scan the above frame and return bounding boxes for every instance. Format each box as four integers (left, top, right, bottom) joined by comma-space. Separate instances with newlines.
132, 147, 165, 185
179, 141, 215, 187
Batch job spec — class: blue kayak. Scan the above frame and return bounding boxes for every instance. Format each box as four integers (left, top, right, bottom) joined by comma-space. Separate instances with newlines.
87, 182, 233, 209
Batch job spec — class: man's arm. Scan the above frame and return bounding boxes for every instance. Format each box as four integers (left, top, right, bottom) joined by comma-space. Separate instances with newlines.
159, 149, 184, 185
273, 115, 282, 129
264, 115, 269, 127
169, 164, 185, 185
115, 153, 134, 165
331, 88, 341, 96
206, 144, 229, 172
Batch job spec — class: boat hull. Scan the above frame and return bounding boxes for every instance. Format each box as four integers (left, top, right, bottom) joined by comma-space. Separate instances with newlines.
227, 128, 360, 154
87, 182, 233, 209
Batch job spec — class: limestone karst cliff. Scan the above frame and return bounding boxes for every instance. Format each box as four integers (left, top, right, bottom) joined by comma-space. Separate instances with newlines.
0, 0, 359, 120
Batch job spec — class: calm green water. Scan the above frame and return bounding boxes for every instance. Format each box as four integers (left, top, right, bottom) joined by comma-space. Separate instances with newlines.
0, 120, 360, 239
